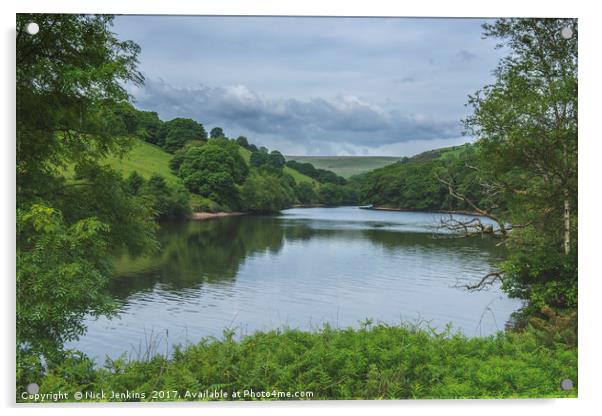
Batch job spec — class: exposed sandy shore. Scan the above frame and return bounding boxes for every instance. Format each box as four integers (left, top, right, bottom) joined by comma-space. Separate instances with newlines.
188, 211, 246, 220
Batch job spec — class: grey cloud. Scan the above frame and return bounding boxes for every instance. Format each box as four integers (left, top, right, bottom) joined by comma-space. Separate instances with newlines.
130, 79, 463, 150
111, 16, 506, 155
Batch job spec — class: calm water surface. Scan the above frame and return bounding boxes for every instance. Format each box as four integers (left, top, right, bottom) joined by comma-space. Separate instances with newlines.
69, 207, 523, 361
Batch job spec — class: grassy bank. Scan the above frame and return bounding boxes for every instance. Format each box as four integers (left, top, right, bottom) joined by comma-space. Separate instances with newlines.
27, 323, 576, 402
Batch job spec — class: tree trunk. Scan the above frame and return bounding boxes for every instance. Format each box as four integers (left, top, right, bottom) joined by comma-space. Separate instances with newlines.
563, 141, 571, 255
564, 192, 570, 255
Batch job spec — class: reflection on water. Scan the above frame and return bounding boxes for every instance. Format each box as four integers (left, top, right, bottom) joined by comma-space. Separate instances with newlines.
69, 207, 523, 362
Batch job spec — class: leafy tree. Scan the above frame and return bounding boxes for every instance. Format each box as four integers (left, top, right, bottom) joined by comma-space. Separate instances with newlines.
281, 173, 297, 189
112, 102, 140, 135
139, 175, 191, 219
295, 182, 319, 205
468, 19, 576, 306
446, 19, 578, 313
133, 109, 163, 144
267, 150, 286, 170
250, 150, 269, 168
240, 172, 295, 213
316, 168, 347, 185
105, 103, 164, 144
210, 127, 225, 138
16, 13, 157, 378
169, 150, 186, 174
126, 171, 145, 195
286, 160, 318, 178
18, 165, 157, 367
286, 160, 346, 185
236, 136, 250, 149
159, 118, 207, 152
315, 182, 359, 206
17, 206, 116, 365
177, 138, 248, 208
169, 141, 204, 174
465, 18, 577, 254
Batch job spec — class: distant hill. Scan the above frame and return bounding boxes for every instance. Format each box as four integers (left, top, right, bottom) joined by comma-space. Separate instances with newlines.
284, 156, 400, 178
359, 142, 480, 211
402, 143, 472, 163
284, 144, 474, 178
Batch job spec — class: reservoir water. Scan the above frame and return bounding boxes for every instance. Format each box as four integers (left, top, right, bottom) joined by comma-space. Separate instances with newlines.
69, 207, 523, 362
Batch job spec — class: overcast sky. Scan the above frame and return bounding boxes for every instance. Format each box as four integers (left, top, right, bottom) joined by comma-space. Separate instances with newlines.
112, 16, 504, 156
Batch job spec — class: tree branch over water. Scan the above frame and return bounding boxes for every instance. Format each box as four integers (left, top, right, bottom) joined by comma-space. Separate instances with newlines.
433, 215, 497, 239
433, 173, 508, 238
462, 272, 504, 291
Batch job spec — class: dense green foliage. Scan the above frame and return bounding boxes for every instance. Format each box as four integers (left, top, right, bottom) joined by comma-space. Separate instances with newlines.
111, 102, 163, 144
28, 324, 576, 401
249, 148, 287, 174
463, 19, 578, 315
236, 135, 250, 149
359, 144, 483, 211
175, 138, 248, 209
294, 182, 320, 205
209, 126, 225, 139
282, 154, 359, 206
16, 14, 158, 376
318, 182, 360, 207
159, 118, 207, 153
240, 172, 296, 213
127, 173, 191, 219
286, 160, 347, 185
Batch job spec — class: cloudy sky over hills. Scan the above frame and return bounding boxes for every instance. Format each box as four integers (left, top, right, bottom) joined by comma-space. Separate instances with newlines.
113, 16, 504, 156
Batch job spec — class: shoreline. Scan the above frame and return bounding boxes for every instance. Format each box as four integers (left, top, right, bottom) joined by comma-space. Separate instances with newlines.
360, 205, 491, 218
188, 211, 246, 220
291, 204, 326, 208
187, 206, 491, 220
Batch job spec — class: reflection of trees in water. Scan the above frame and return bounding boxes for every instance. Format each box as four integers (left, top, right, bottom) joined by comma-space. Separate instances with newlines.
283, 224, 504, 258
109, 216, 505, 300
109, 216, 286, 298
361, 229, 505, 257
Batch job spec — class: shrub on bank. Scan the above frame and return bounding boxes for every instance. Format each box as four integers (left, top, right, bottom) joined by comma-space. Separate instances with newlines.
28, 323, 577, 401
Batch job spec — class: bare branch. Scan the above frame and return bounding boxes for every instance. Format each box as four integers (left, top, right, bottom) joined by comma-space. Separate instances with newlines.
463, 272, 504, 291
432, 215, 500, 239
435, 173, 490, 217
435, 173, 508, 237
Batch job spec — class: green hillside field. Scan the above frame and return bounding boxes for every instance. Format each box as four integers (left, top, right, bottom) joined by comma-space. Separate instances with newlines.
100, 139, 317, 211
102, 140, 181, 184
285, 155, 401, 178
103, 140, 316, 186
